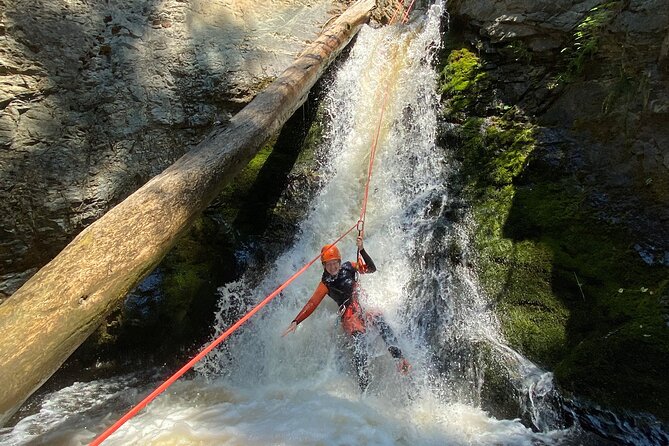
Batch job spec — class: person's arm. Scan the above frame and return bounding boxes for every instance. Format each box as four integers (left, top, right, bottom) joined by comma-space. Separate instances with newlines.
358, 248, 376, 273
282, 282, 328, 336
355, 235, 377, 274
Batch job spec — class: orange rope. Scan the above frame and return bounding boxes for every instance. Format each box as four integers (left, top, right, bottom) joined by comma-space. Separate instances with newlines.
389, 0, 417, 25
358, 0, 417, 233
358, 88, 391, 235
402, 0, 418, 23
389, 0, 407, 25
90, 223, 358, 445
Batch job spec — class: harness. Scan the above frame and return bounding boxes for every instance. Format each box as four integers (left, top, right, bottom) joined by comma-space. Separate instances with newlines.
321, 261, 359, 315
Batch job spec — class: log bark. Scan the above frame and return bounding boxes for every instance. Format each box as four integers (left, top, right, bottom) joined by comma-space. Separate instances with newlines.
0, 0, 376, 425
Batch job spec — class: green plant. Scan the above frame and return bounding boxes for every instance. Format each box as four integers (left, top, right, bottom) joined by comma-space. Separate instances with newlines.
558, 2, 621, 82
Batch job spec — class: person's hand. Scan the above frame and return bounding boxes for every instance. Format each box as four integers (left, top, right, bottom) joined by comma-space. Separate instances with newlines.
356, 235, 364, 251
397, 357, 412, 375
282, 321, 297, 337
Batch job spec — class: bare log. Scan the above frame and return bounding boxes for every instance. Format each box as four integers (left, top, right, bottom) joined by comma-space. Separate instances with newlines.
0, 0, 376, 425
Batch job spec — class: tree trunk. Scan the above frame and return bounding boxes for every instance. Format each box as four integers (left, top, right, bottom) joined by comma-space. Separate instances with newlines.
0, 0, 376, 426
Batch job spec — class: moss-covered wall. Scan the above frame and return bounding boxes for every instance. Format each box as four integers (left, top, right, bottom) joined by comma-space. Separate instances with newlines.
440, 43, 669, 420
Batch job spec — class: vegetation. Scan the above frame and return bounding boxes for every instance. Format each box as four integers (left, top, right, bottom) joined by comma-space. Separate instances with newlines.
557, 1, 622, 82
440, 44, 669, 420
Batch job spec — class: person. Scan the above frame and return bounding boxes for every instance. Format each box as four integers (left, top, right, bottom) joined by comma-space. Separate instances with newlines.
283, 235, 411, 391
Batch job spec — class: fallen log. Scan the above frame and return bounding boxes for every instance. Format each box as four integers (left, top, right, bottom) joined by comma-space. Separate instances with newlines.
0, 0, 376, 425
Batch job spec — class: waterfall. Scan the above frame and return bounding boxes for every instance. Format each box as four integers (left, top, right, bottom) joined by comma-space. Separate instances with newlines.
1, 3, 619, 445
180, 2, 567, 444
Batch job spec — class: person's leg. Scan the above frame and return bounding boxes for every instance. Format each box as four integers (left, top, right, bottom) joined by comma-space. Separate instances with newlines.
350, 332, 370, 392
367, 312, 411, 374
367, 312, 400, 356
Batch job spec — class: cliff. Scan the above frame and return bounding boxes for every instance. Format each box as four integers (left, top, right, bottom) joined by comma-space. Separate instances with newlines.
0, 0, 350, 301
444, 0, 669, 420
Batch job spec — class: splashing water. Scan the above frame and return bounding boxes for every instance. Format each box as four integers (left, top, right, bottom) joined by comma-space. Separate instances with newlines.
1, 3, 590, 445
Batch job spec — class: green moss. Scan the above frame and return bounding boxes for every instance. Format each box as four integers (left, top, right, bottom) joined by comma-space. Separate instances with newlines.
478, 342, 525, 420
217, 98, 326, 242
453, 114, 535, 195
441, 48, 481, 94
158, 217, 222, 341
473, 185, 570, 366
485, 121, 535, 185
298, 112, 323, 166
218, 139, 277, 228
440, 48, 489, 116
442, 48, 571, 369
440, 41, 669, 419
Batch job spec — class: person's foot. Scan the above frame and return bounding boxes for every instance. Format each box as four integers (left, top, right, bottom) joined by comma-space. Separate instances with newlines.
397, 357, 412, 375
388, 346, 402, 358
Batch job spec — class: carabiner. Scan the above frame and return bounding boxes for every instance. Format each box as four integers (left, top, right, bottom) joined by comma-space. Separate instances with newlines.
356, 219, 365, 234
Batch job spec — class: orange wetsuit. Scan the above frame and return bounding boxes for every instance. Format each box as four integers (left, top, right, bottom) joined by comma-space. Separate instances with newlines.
291, 249, 404, 391
292, 249, 376, 335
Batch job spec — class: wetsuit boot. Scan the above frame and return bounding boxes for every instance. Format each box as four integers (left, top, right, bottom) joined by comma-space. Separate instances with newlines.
368, 313, 402, 358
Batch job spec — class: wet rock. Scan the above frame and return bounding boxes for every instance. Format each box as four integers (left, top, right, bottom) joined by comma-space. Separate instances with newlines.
0, 269, 37, 299
450, 0, 669, 248
446, 0, 669, 424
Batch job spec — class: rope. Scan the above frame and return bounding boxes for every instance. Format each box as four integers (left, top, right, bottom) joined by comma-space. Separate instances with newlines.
357, 88, 389, 234
389, 0, 417, 26
389, 0, 406, 25
90, 223, 358, 445
402, 0, 418, 23
357, 0, 416, 234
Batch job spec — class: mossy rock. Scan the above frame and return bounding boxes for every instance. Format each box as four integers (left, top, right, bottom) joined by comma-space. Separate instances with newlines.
440, 48, 490, 118
439, 41, 669, 420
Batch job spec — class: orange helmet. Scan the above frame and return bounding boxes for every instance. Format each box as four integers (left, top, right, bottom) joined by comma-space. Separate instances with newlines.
320, 244, 341, 263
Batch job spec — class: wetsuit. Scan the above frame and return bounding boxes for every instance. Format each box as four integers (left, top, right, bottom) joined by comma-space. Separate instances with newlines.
292, 249, 403, 391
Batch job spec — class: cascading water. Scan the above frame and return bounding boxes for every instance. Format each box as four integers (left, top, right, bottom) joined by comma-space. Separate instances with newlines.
189, 4, 570, 443
3, 3, 657, 445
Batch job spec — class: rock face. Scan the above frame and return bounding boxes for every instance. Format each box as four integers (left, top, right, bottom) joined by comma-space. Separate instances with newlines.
449, 0, 669, 258
0, 0, 347, 301
445, 0, 669, 421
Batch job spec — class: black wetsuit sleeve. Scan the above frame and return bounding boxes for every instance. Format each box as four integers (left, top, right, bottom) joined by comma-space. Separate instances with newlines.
359, 249, 376, 273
